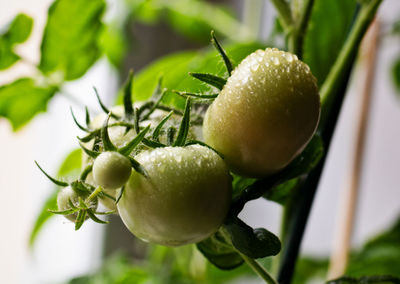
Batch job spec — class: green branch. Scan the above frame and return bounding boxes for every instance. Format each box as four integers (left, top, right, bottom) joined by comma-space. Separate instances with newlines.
288, 0, 315, 57
239, 252, 278, 284
319, 0, 382, 130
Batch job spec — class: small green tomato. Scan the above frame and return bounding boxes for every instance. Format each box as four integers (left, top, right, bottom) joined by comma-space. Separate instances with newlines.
92, 151, 132, 190
57, 186, 98, 222
117, 144, 232, 246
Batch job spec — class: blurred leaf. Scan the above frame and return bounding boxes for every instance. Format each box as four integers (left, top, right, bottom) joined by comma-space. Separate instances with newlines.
0, 44, 19, 70
0, 13, 33, 70
0, 78, 57, 130
303, 0, 357, 85
5, 13, 34, 44
293, 257, 329, 284
99, 23, 128, 68
392, 58, 400, 93
346, 216, 400, 277
129, 0, 252, 43
29, 149, 82, 248
132, 41, 265, 109
39, 0, 105, 80
197, 230, 244, 270
292, 216, 400, 283
223, 217, 281, 259
327, 275, 400, 283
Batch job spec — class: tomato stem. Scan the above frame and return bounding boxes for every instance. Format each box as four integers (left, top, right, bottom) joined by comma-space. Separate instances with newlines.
239, 252, 278, 284
288, 0, 315, 58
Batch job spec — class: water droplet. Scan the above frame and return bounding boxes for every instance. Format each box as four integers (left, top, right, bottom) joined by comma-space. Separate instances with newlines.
273, 57, 280, 65
285, 53, 293, 62
175, 155, 182, 163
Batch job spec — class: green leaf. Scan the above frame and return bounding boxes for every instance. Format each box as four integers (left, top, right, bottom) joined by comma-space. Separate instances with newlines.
346, 215, 400, 277
29, 149, 82, 247
327, 275, 400, 283
132, 42, 265, 109
264, 178, 300, 205
223, 217, 281, 259
5, 13, 34, 44
303, 0, 357, 85
99, 23, 127, 68
197, 230, 244, 270
39, 0, 105, 80
0, 13, 33, 70
129, 0, 253, 43
0, 78, 57, 130
189, 72, 227, 90
392, 58, 400, 93
0, 44, 19, 70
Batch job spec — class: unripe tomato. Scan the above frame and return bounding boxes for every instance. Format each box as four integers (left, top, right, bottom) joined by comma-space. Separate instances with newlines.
117, 145, 232, 246
92, 151, 132, 190
203, 48, 320, 177
57, 186, 98, 222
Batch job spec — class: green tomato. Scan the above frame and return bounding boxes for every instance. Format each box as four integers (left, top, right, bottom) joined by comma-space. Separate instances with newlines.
92, 151, 132, 190
203, 48, 320, 177
117, 145, 232, 246
57, 186, 98, 222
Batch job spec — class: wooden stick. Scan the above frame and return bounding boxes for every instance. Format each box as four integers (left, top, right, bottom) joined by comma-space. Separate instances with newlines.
327, 18, 380, 280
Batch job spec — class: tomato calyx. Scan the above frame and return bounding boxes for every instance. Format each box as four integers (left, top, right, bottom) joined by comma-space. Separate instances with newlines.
35, 161, 114, 230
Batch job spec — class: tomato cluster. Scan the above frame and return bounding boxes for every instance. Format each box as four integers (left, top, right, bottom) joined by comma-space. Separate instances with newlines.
38, 43, 320, 246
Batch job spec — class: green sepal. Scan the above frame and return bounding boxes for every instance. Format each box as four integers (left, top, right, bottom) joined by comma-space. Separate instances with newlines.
80, 164, 92, 181
35, 161, 69, 187
185, 140, 223, 158
189, 72, 227, 90
48, 208, 79, 215
70, 107, 90, 132
118, 125, 151, 156
86, 210, 109, 224
211, 31, 233, 76
140, 77, 166, 120
129, 157, 148, 178
167, 127, 176, 146
77, 131, 99, 143
133, 107, 140, 134
115, 186, 125, 204
101, 113, 117, 151
93, 210, 115, 215
74, 208, 86, 230
85, 106, 91, 127
123, 70, 135, 120
98, 190, 116, 202
142, 138, 166, 148
222, 216, 281, 259
70, 180, 94, 194
79, 142, 100, 158
93, 87, 119, 119
152, 111, 173, 141
174, 90, 218, 100
173, 98, 191, 146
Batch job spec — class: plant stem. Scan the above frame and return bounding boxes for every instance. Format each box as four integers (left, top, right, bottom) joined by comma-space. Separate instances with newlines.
277, 1, 382, 283
288, 0, 315, 57
319, 0, 383, 131
239, 252, 278, 284
270, 0, 292, 31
